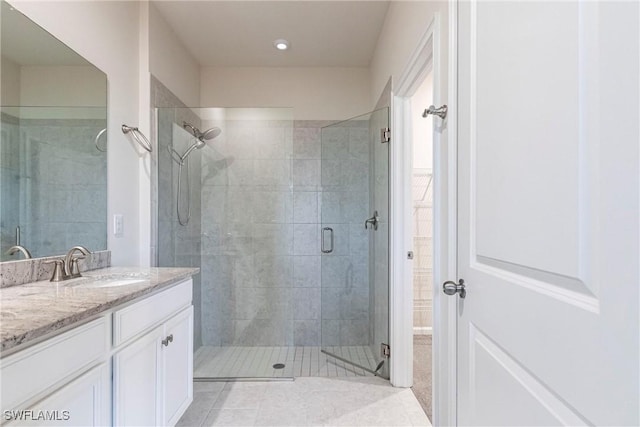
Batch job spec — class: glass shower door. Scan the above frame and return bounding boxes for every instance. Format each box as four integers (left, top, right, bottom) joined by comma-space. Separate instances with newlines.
320, 107, 390, 378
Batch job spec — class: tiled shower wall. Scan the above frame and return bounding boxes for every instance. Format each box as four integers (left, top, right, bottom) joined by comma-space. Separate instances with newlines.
0, 112, 107, 260
199, 117, 295, 346
199, 117, 371, 347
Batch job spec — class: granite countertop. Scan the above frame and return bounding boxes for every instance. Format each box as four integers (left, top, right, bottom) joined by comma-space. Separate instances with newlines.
0, 267, 199, 355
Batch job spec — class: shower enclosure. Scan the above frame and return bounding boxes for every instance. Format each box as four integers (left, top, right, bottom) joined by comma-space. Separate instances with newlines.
156, 107, 389, 380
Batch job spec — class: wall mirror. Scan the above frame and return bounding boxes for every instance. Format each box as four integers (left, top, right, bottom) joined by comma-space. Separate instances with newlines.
0, 0, 108, 261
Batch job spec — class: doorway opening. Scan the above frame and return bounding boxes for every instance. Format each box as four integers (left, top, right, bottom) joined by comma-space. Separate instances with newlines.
409, 69, 434, 421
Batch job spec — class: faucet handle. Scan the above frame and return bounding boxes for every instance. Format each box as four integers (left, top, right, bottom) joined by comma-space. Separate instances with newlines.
44, 258, 69, 282
68, 255, 86, 278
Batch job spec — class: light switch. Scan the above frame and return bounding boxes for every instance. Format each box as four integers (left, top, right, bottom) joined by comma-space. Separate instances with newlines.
113, 214, 124, 237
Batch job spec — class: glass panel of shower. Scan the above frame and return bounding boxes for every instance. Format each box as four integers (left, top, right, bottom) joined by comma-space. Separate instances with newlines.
156, 107, 295, 379
320, 107, 390, 379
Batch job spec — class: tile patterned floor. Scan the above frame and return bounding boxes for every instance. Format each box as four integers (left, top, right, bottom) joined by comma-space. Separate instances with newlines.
177, 377, 432, 427
194, 346, 380, 379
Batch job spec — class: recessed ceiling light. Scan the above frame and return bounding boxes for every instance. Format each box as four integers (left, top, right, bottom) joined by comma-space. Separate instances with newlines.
273, 39, 290, 51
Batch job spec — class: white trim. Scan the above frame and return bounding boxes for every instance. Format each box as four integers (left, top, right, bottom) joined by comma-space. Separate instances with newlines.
390, 15, 438, 390
390, 5, 459, 426
437, 2, 459, 425
390, 96, 415, 388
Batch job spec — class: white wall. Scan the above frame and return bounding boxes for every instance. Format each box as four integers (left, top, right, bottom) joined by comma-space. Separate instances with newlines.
19, 65, 106, 107
12, 0, 145, 266
2, 62, 106, 119
370, 1, 448, 105
200, 67, 370, 120
149, 3, 200, 107
1, 56, 21, 106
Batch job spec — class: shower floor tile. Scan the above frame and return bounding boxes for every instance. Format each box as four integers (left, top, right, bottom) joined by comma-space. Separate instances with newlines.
194, 345, 379, 379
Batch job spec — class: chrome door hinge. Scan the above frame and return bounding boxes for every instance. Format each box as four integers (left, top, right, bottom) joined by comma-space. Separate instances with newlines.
381, 128, 390, 143
381, 343, 391, 358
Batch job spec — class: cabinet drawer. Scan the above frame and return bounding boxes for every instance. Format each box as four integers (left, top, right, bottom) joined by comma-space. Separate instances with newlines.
113, 279, 192, 347
0, 317, 109, 413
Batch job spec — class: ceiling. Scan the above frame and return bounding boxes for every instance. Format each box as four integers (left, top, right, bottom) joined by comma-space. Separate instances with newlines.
153, 1, 390, 68
1, 1, 90, 66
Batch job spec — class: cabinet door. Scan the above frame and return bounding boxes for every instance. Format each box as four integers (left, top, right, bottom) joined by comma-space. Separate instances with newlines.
162, 306, 193, 426
113, 324, 163, 427
7, 363, 110, 426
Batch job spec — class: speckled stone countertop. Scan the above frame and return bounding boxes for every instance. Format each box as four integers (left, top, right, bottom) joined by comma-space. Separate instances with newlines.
0, 267, 199, 355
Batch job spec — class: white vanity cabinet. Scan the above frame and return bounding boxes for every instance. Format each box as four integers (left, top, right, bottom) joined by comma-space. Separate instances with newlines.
0, 277, 194, 427
112, 279, 193, 427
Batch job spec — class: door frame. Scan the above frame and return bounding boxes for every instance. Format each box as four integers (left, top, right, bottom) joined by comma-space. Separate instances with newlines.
389, 4, 458, 426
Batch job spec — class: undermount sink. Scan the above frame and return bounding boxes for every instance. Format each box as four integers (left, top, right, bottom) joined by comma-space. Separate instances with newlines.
68, 273, 150, 289
76, 278, 147, 288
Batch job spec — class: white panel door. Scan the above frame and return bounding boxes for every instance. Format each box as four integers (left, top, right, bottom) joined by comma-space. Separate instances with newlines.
113, 324, 163, 426
163, 306, 194, 426
9, 364, 110, 426
456, 1, 639, 425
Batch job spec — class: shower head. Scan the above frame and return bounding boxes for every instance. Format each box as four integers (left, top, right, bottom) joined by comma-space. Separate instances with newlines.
183, 122, 221, 143
168, 122, 222, 164
168, 122, 223, 165
199, 126, 222, 141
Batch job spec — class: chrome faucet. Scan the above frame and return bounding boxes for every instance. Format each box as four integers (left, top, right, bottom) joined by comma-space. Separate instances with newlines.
65, 246, 91, 278
5, 245, 32, 259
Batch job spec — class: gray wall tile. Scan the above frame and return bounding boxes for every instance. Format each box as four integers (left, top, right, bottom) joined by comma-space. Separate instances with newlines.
293, 192, 318, 223
293, 224, 319, 256
293, 288, 321, 320
293, 256, 320, 288
292, 159, 320, 188
294, 320, 320, 346
293, 128, 321, 159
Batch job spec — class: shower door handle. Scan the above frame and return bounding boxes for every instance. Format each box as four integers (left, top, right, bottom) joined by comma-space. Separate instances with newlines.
321, 227, 334, 253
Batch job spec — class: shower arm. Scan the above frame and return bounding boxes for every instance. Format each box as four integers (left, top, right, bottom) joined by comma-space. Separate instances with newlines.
182, 122, 199, 138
